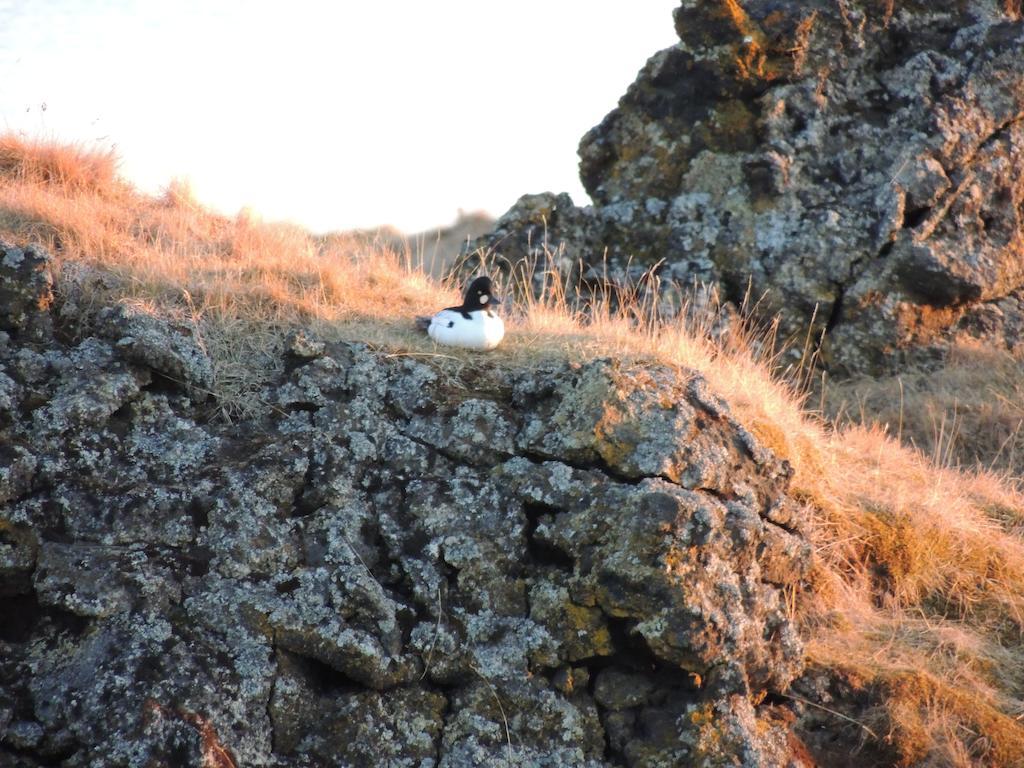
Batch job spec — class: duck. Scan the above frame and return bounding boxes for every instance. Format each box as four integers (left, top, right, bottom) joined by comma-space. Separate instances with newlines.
415, 276, 505, 350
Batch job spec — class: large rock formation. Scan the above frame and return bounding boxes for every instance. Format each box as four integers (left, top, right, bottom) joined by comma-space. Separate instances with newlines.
469, 0, 1024, 374
0, 243, 813, 765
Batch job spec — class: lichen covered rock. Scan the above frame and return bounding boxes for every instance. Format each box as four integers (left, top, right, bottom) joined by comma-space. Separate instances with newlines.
1, 249, 812, 765
471, 1, 1024, 375
95, 303, 214, 398
0, 241, 53, 339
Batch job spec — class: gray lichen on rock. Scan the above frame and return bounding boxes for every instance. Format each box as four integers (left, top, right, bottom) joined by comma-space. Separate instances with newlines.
468, 0, 1024, 376
0, 244, 813, 766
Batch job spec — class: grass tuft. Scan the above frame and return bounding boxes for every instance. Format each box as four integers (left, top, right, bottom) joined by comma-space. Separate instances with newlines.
0, 133, 122, 195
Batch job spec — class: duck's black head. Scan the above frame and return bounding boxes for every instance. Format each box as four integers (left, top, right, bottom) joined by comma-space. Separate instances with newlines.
462, 276, 501, 312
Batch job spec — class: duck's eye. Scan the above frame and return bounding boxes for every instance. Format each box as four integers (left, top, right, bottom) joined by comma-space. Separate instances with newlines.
479, 294, 489, 304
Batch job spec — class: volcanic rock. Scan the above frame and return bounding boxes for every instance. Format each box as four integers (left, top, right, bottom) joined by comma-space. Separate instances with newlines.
0, 247, 813, 766
469, 1, 1024, 375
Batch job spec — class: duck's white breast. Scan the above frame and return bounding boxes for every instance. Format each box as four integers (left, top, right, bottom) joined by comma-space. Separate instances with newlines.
428, 309, 504, 350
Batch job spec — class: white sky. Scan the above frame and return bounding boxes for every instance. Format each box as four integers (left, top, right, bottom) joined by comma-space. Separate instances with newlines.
0, 1, 679, 232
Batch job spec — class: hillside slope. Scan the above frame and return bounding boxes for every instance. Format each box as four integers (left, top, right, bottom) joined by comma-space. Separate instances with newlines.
2, 137, 1024, 766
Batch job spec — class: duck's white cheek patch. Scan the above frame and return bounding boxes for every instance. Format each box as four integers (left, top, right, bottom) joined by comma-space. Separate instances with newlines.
480, 295, 489, 304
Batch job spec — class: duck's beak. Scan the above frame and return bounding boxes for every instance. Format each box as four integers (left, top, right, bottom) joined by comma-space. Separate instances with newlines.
491, 295, 502, 305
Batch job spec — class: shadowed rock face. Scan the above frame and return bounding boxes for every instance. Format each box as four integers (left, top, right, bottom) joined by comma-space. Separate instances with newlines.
0, 244, 812, 766
470, 0, 1024, 375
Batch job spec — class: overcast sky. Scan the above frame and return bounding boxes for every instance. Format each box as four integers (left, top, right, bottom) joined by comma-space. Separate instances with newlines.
0, 1, 679, 232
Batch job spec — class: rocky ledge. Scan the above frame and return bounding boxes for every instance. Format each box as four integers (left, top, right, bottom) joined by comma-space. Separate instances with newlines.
0, 243, 813, 766
469, 0, 1024, 375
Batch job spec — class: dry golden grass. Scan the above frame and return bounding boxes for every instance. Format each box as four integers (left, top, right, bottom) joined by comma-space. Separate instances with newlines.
4, 134, 1024, 765
826, 342, 1024, 478
798, 430, 1024, 765
0, 133, 122, 195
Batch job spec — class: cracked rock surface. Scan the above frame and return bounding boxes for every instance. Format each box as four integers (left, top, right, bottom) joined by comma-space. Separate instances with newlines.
0, 245, 812, 766
469, 0, 1024, 375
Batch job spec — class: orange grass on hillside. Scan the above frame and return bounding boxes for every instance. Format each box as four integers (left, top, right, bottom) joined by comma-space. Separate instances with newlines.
827, 341, 1024, 477
4, 133, 1024, 764
0, 134, 121, 194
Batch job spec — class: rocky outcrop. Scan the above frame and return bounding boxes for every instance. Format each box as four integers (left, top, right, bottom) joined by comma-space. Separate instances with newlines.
469, 1, 1024, 375
0, 243, 813, 765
